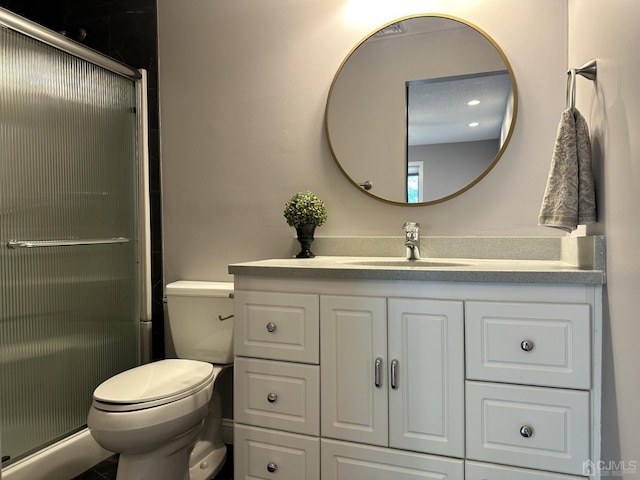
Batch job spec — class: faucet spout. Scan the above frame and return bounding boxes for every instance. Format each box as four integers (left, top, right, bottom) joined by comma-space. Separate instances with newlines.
405, 241, 421, 260
402, 222, 421, 260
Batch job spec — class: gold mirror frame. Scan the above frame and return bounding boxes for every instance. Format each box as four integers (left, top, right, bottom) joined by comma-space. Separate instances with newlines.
325, 14, 518, 206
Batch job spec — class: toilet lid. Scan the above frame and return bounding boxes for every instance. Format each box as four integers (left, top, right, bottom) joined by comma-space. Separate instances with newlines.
93, 359, 214, 406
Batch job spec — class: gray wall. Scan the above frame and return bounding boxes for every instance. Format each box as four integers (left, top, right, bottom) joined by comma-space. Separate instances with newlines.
570, 0, 640, 475
409, 139, 499, 201
157, 0, 567, 282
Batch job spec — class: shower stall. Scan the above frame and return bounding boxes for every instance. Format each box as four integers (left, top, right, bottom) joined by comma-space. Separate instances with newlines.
0, 7, 150, 477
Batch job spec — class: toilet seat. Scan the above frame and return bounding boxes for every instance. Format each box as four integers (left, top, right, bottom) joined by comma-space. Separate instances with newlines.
93, 359, 214, 412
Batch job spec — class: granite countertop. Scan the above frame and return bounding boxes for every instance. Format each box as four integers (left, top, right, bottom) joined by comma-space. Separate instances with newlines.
228, 255, 605, 284
228, 235, 606, 285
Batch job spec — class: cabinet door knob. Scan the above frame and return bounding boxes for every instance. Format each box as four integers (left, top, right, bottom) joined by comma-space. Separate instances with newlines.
267, 392, 278, 403
520, 425, 534, 438
267, 462, 278, 473
520, 339, 535, 352
266, 322, 277, 333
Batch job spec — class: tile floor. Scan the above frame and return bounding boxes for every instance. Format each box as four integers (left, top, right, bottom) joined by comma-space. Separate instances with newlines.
72, 445, 234, 480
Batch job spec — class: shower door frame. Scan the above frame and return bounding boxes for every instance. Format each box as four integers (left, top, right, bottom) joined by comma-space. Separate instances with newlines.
0, 6, 151, 475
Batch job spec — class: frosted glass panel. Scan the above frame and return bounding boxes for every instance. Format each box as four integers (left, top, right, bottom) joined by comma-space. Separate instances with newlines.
0, 26, 140, 463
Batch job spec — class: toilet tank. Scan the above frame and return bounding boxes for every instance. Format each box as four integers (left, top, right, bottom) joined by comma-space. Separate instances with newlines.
165, 281, 234, 364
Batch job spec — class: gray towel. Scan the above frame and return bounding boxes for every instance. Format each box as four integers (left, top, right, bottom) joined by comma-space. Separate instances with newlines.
538, 108, 596, 232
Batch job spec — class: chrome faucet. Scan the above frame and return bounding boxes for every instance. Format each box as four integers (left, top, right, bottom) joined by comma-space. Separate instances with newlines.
403, 222, 421, 260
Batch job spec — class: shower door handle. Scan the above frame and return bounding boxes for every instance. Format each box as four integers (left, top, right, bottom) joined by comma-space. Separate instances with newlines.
7, 237, 130, 249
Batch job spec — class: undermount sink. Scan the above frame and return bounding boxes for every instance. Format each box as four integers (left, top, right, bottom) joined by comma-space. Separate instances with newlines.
343, 259, 470, 268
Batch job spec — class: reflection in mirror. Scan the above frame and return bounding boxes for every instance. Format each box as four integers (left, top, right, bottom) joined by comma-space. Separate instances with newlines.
407, 71, 513, 202
326, 15, 517, 206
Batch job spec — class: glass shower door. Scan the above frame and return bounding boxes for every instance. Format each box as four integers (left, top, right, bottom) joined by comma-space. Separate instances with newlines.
0, 25, 141, 463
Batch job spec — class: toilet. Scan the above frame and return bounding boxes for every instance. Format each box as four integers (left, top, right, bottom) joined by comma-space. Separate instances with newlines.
88, 281, 234, 480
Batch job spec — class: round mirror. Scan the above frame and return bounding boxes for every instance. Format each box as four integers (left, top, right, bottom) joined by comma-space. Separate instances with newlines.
325, 15, 518, 206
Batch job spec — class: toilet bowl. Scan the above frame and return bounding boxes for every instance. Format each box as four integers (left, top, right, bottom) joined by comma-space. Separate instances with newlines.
88, 281, 234, 480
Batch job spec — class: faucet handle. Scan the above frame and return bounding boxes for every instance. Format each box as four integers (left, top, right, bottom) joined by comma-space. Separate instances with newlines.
403, 222, 420, 234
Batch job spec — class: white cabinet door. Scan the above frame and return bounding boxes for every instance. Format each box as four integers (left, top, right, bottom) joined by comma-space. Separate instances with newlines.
388, 298, 464, 457
320, 295, 388, 446
321, 295, 464, 457
321, 439, 464, 480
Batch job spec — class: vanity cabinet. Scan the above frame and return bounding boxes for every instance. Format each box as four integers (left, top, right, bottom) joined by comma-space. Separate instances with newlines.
231, 274, 602, 480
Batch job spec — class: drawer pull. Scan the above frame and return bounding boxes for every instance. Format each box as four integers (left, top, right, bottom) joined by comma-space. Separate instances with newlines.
267, 462, 278, 473
520, 339, 535, 352
520, 425, 534, 438
374, 357, 383, 388
266, 322, 277, 333
390, 359, 399, 389
267, 392, 278, 403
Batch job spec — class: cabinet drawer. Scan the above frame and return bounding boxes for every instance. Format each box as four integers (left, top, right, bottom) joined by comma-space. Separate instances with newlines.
234, 424, 319, 480
235, 357, 319, 436
466, 301, 591, 388
322, 439, 464, 480
466, 460, 586, 480
235, 291, 319, 363
466, 381, 590, 475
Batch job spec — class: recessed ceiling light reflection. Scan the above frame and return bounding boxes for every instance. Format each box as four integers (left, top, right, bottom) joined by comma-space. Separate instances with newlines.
468, 122, 480, 127
467, 100, 481, 106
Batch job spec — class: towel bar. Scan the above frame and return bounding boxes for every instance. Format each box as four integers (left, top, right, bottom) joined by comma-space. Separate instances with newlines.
6, 237, 130, 249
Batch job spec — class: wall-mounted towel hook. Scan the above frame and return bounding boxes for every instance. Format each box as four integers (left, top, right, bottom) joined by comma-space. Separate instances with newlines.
567, 59, 597, 110
573, 59, 597, 81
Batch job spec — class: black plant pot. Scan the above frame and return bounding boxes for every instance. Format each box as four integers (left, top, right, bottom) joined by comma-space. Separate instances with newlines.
295, 224, 316, 258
